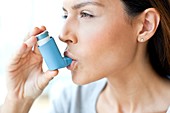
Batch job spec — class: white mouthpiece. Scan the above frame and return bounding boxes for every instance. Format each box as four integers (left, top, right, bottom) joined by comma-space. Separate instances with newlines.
37, 36, 50, 46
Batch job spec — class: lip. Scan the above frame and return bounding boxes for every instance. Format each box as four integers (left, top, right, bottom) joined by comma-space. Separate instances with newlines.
64, 51, 78, 70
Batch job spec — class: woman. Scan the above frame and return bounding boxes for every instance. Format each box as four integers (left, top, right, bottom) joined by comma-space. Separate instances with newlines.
0, 0, 170, 113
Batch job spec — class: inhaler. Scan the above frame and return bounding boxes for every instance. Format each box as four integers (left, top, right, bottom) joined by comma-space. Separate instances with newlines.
36, 30, 72, 70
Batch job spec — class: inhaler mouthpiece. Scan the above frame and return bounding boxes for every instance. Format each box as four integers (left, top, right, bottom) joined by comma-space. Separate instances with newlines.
36, 31, 72, 70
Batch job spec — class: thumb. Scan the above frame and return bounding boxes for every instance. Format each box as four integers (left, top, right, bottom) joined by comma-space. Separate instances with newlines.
38, 70, 59, 90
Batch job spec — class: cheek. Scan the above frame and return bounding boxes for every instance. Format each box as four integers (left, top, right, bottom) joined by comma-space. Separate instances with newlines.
72, 16, 138, 84
77, 24, 137, 75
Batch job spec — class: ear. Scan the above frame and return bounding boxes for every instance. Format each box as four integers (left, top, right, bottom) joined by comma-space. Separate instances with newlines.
137, 8, 160, 42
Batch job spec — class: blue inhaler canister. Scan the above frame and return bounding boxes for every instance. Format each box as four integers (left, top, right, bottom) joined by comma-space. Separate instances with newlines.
36, 30, 72, 70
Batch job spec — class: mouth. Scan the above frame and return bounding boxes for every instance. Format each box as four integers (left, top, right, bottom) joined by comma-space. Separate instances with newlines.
64, 51, 78, 70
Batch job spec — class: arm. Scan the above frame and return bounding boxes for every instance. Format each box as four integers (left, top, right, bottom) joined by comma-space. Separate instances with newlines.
0, 26, 58, 113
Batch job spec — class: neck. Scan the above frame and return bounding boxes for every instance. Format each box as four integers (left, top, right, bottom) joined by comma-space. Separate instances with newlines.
104, 57, 170, 112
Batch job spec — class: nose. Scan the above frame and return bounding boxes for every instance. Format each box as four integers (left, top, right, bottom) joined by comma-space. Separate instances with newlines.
59, 18, 78, 44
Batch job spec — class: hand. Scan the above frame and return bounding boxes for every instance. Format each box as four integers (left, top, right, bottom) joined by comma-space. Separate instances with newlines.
6, 26, 58, 100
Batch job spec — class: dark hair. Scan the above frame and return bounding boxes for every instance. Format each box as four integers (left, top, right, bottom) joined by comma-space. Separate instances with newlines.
121, 0, 170, 78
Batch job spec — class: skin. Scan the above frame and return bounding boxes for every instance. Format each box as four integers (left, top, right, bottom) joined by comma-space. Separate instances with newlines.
61, 0, 138, 84
61, 0, 170, 113
0, 0, 170, 113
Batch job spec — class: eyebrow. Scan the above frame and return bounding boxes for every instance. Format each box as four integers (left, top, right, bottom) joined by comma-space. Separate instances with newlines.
63, 1, 104, 11
72, 1, 104, 9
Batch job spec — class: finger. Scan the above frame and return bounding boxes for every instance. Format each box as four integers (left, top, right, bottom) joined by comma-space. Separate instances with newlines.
21, 36, 37, 58
23, 27, 39, 42
33, 26, 46, 54
30, 27, 41, 36
30, 26, 47, 36
33, 43, 41, 55
24, 36, 37, 48
40, 26, 46, 32
38, 70, 59, 90
18, 36, 37, 59
24, 26, 47, 55
8, 43, 27, 68
24, 26, 47, 41
45, 70, 59, 79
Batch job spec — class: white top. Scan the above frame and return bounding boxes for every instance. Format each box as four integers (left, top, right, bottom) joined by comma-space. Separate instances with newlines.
49, 78, 170, 113
167, 107, 170, 113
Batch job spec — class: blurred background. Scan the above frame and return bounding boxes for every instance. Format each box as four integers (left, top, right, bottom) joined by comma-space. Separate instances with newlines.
0, 0, 73, 112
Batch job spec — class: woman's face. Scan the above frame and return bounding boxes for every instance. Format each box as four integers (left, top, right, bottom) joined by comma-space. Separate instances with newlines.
61, 0, 139, 84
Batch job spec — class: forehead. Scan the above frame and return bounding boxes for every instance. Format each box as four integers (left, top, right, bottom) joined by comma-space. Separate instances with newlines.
63, 0, 114, 7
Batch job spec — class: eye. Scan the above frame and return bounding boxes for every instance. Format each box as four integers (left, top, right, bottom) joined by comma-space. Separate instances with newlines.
80, 11, 94, 18
62, 14, 68, 19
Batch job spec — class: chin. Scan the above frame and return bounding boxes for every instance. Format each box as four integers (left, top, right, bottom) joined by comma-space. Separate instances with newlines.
72, 77, 90, 85
71, 72, 103, 86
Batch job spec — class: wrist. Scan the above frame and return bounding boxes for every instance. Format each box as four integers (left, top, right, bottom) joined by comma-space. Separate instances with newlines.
1, 94, 35, 113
